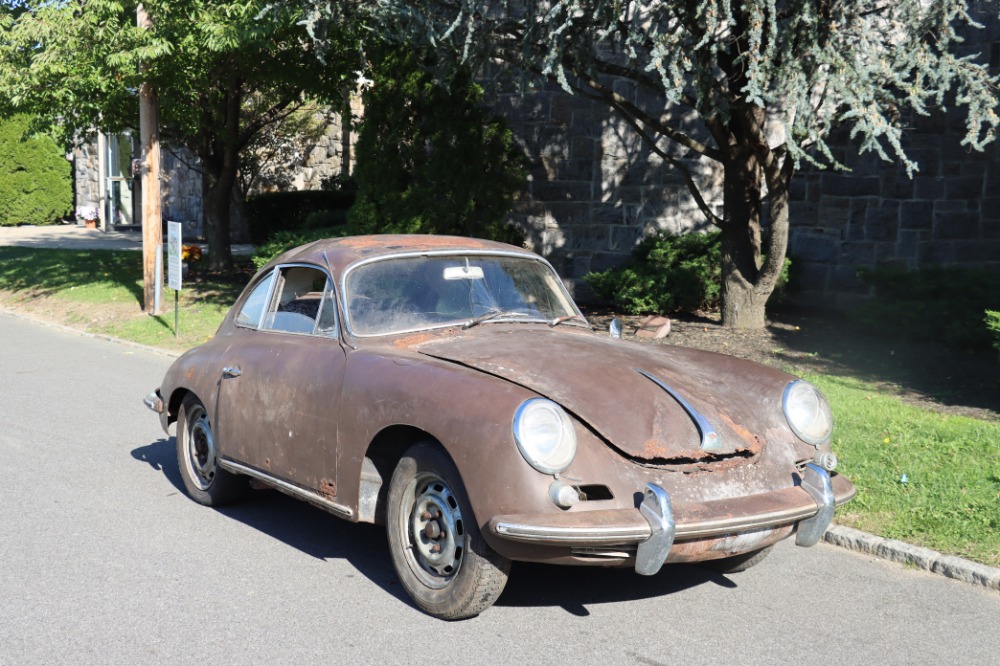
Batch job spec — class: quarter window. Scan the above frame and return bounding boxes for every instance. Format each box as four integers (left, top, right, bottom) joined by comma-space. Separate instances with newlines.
263, 266, 337, 335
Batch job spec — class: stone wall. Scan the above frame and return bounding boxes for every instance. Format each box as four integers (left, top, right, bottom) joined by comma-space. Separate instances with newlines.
786, 9, 1000, 309
490, 84, 718, 288
71, 140, 101, 219
787, 123, 1000, 309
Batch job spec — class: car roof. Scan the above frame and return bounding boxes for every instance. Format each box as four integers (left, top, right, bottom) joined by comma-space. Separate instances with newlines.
270, 235, 539, 276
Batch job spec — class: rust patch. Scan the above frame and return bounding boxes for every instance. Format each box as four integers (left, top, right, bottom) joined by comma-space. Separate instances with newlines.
717, 412, 764, 454
393, 331, 445, 349
263, 458, 271, 470
642, 438, 670, 459
185, 367, 195, 380
318, 478, 337, 499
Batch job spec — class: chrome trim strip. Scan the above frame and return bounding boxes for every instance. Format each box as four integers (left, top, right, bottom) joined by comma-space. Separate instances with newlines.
492, 521, 652, 544
676, 506, 817, 538
218, 459, 353, 519
636, 369, 723, 452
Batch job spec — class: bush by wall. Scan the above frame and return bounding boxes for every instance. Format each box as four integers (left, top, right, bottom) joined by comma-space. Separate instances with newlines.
243, 189, 355, 244
855, 267, 1000, 351
0, 115, 73, 226
585, 232, 724, 315
250, 223, 364, 269
348, 46, 526, 245
985, 310, 1000, 359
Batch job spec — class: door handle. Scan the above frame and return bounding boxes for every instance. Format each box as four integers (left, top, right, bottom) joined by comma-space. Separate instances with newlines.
222, 366, 242, 378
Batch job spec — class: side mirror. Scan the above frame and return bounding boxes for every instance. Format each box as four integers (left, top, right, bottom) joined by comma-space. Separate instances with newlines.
609, 318, 623, 339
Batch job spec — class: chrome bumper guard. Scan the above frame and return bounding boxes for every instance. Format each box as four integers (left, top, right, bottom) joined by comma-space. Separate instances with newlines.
794, 463, 835, 547
143, 389, 164, 414
636, 483, 676, 576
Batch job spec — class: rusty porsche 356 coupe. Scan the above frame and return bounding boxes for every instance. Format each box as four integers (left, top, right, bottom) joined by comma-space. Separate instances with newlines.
145, 235, 854, 619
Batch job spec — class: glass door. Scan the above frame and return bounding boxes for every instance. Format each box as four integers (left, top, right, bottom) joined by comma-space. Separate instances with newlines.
106, 134, 136, 228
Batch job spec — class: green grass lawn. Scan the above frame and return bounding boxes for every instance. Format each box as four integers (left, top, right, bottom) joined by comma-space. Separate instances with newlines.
809, 373, 1000, 566
1, 246, 997, 566
0, 246, 247, 351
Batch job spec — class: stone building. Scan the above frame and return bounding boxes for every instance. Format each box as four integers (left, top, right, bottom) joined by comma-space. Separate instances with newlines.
71, 100, 359, 238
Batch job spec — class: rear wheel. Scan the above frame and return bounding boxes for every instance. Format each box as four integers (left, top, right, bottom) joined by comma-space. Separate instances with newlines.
386, 442, 510, 619
176, 394, 246, 506
704, 545, 774, 574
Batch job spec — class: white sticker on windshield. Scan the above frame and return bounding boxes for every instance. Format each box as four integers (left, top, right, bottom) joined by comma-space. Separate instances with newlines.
443, 266, 485, 280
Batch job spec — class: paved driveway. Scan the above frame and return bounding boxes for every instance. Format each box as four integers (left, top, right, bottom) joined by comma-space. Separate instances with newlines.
0, 223, 253, 254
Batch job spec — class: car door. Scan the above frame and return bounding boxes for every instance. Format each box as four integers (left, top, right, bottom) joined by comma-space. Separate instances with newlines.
216, 264, 347, 497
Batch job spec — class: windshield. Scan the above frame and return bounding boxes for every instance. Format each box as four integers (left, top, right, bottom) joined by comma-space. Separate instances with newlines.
344, 254, 582, 336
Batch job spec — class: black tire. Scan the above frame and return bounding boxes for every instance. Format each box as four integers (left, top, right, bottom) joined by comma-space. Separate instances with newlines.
176, 394, 246, 506
386, 441, 511, 620
704, 545, 774, 574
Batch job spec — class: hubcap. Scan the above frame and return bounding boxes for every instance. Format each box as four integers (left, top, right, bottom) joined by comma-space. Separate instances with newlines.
407, 475, 465, 586
185, 406, 217, 491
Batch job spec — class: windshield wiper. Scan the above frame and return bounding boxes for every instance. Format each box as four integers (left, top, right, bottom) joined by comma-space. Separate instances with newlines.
549, 314, 592, 329
462, 309, 531, 329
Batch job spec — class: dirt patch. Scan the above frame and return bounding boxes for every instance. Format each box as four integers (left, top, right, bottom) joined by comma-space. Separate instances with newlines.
585, 306, 1000, 422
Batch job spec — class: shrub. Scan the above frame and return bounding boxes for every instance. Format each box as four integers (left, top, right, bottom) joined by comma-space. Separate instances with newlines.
585, 232, 723, 314
0, 115, 73, 226
986, 310, 1000, 359
244, 189, 355, 244
854, 267, 1000, 351
303, 209, 348, 230
348, 46, 527, 245
250, 223, 363, 269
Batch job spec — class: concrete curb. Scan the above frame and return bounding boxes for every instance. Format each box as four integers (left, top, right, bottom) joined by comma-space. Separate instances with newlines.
0, 307, 182, 359
825, 525, 1000, 592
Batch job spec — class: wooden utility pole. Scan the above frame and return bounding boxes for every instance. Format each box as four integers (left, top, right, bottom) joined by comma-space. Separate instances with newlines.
138, 4, 163, 315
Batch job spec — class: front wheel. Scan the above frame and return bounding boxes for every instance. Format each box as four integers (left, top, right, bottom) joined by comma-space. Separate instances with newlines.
176, 394, 246, 506
386, 442, 511, 620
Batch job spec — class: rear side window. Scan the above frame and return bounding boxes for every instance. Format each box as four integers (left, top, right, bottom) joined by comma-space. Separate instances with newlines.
235, 271, 275, 328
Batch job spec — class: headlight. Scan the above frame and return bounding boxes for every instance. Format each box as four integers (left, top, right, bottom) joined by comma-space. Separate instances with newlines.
783, 380, 833, 446
512, 398, 577, 474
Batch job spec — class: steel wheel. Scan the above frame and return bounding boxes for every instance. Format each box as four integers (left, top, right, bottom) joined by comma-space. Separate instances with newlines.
405, 472, 466, 587
176, 394, 246, 506
182, 402, 217, 491
387, 442, 510, 619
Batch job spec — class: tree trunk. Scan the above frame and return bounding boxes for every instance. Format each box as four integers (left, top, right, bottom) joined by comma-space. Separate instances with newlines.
717, 102, 796, 330
204, 158, 236, 271
719, 149, 768, 329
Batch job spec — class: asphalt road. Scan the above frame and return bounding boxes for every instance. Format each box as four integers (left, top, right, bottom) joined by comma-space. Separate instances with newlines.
2, 312, 998, 666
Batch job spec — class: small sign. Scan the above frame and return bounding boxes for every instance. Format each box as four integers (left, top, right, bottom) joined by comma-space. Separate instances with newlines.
167, 221, 182, 291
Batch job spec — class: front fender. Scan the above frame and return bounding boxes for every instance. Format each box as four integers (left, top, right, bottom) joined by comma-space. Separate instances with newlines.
336, 349, 562, 534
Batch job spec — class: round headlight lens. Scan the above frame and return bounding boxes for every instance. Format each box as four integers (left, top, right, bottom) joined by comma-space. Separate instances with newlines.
783, 380, 833, 446
512, 398, 577, 474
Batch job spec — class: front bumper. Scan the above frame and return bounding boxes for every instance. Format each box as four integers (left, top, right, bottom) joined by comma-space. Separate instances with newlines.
490, 465, 855, 575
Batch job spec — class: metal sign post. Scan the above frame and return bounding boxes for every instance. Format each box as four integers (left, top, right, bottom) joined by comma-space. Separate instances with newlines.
166, 221, 182, 337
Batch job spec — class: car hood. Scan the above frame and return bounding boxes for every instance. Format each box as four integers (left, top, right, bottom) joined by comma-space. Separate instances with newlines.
413, 328, 795, 463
